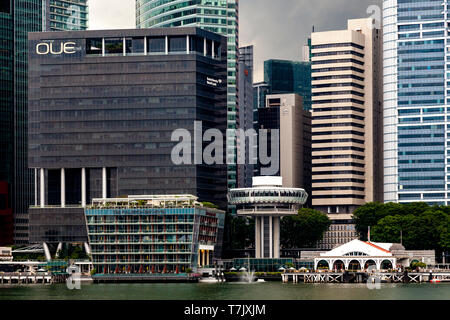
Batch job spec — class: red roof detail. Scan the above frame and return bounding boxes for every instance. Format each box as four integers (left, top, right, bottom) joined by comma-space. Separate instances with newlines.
365, 242, 391, 254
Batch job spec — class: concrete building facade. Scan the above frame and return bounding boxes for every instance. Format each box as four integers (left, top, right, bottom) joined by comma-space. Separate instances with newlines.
311, 18, 383, 249
257, 94, 312, 202
311, 18, 383, 215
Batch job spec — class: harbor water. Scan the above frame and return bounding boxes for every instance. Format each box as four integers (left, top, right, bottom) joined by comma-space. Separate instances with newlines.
1, 282, 449, 300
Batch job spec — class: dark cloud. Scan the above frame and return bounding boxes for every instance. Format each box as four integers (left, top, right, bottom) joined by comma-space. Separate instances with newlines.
239, 0, 382, 81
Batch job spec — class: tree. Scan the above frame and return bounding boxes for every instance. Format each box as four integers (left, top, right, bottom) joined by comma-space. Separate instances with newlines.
281, 208, 331, 248
201, 202, 219, 209
354, 202, 450, 253
229, 216, 254, 249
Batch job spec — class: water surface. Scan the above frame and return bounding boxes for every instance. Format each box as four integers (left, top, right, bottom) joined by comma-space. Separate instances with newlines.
1, 282, 449, 300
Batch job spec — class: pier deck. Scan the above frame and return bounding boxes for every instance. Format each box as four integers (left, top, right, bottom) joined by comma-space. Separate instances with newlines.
281, 271, 450, 283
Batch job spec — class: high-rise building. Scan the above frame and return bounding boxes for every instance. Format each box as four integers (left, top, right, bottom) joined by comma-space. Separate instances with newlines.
43, 0, 89, 31
28, 27, 227, 245
257, 94, 312, 201
383, 0, 449, 205
264, 59, 312, 111
311, 18, 383, 248
253, 81, 269, 118
0, 0, 42, 245
136, 0, 239, 191
237, 45, 254, 188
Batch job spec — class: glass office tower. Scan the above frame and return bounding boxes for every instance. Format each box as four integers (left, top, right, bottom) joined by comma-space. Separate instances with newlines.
0, 0, 42, 245
264, 60, 312, 111
383, 0, 448, 205
136, 0, 239, 191
43, 0, 89, 31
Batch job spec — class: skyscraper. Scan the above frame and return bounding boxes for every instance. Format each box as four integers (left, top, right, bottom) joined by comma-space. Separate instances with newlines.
0, 0, 42, 245
264, 59, 312, 111
311, 18, 383, 248
383, 0, 448, 205
136, 0, 239, 191
28, 27, 228, 244
43, 0, 89, 31
237, 45, 254, 188
257, 94, 312, 198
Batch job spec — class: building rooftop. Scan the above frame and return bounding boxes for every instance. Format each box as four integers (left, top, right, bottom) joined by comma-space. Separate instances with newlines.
88, 195, 222, 211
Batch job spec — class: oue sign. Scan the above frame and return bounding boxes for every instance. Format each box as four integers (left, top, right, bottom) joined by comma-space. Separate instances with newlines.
36, 42, 77, 55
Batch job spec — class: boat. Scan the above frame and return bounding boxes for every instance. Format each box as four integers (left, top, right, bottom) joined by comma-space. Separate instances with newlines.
199, 277, 225, 283
430, 278, 441, 283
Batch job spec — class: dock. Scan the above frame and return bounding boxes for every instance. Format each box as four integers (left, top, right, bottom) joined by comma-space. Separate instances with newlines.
281, 271, 450, 283
0, 272, 68, 285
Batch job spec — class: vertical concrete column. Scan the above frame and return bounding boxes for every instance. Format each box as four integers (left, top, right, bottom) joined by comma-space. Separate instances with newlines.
204, 37, 207, 56
273, 217, 280, 258
212, 41, 215, 58
40, 168, 45, 208
81, 168, 86, 207
123, 37, 126, 56
102, 38, 105, 56
144, 36, 147, 55
255, 217, 261, 259
60, 168, 65, 208
201, 250, 205, 267
186, 35, 189, 54
165, 36, 168, 54
260, 217, 265, 258
102, 167, 107, 199
269, 216, 273, 258
34, 168, 38, 207
198, 250, 201, 267
206, 250, 209, 267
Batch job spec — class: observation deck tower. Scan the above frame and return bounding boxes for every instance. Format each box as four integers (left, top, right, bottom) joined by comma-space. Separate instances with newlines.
228, 177, 308, 258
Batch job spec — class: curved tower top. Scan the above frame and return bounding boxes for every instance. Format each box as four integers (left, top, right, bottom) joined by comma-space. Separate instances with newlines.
228, 177, 308, 259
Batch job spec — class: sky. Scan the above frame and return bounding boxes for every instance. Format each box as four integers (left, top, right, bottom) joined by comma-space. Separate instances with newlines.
89, 0, 382, 81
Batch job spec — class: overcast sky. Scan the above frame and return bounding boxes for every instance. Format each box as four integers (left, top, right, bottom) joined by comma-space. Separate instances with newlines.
89, 0, 382, 81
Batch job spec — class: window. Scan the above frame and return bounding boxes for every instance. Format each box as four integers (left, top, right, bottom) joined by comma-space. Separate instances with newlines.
148, 37, 165, 53
0, 0, 10, 13
86, 38, 102, 55
104, 38, 123, 55
169, 36, 186, 52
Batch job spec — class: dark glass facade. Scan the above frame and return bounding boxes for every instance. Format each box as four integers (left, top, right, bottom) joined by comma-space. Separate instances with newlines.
264, 60, 312, 111
237, 45, 254, 188
28, 28, 228, 244
0, 0, 42, 245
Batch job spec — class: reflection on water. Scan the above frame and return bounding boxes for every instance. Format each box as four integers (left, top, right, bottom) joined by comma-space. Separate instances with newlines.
0, 282, 449, 300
